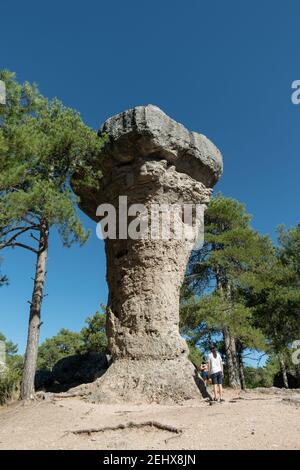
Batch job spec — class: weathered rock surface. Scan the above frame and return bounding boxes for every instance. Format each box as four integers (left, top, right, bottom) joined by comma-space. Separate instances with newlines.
52, 353, 108, 387
273, 372, 300, 389
73, 105, 223, 403
100, 105, 222, 181
35, 369, 54, 390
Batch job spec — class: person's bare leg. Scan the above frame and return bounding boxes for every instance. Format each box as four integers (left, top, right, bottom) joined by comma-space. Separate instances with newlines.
218, 384, 223, 401
213, 384, 218, 400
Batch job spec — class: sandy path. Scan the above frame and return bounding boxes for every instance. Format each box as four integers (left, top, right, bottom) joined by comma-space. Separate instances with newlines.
0, 389, 299, 450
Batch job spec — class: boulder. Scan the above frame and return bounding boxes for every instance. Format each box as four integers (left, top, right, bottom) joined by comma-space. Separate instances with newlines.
52, 353, 108, 386
35, 369, 54, 390
273, 372, 300, 389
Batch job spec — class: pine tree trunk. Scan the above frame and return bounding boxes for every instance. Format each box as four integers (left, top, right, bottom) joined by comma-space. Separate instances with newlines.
21, 221, 49, 400
223, 326, 241, 388
238, 351, 246, 390
279, 355, 289, 389
215, 272, 241, 389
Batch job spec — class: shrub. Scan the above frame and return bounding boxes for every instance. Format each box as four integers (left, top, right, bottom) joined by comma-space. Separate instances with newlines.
0, 367, 21, 405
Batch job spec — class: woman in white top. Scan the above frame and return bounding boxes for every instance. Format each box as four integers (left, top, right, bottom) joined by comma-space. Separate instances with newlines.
208, 344, 224, 402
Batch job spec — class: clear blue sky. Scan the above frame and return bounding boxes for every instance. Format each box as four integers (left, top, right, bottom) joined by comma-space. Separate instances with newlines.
1, 0, 299, 354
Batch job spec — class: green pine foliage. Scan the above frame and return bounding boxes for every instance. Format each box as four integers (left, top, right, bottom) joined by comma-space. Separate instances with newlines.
181, 194, 269, 358
37, 329, 83, 370
79, 307, 107, 354
251, 223, 300, 361
0, 332, 23, 405
0, 70, 107, 398
0, 70, 105, 251
181, 194, 300, 387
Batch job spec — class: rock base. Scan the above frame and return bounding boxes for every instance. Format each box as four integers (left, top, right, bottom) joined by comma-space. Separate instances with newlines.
75, 358, 201, 404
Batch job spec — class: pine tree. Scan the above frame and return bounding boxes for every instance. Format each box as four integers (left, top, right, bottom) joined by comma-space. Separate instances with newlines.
37, 329, 83, 370
250, 224, 300, 387
79, 308, 107, 354
0, 71, 105, 399
182, 194, 272, 388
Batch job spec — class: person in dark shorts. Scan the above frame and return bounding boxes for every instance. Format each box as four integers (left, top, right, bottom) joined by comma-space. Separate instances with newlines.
208, 344, 224, 402
199, 360, 209, 387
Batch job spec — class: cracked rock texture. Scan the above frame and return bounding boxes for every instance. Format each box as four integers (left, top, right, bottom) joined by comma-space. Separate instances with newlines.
73, 105, 223, 403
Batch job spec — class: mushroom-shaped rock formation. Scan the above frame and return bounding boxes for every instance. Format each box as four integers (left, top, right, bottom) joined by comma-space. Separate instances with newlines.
73, 105, 223, 403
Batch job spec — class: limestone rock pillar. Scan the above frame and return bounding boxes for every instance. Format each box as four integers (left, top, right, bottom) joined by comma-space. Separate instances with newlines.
73, 105, 223, 403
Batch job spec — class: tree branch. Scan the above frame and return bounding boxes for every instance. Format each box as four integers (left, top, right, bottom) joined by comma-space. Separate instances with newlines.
30, 232, 40, 242
0, 226, 40, 250
0, 226, 35, 237
8, 242, 38, 254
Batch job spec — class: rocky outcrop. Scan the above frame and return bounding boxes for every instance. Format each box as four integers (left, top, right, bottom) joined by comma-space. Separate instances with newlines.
35, 369, 54, 390
52, 353, 108, 387
273, 372, 300, 389
35, 354, 109, 391
73, 105, 223, 403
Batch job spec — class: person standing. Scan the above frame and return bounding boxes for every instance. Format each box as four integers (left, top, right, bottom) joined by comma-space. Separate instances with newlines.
199, 359, 209, 387
208, 344, 224, 402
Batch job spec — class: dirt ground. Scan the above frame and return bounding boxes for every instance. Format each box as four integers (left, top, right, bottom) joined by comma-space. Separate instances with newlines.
0, 388, 299, 450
